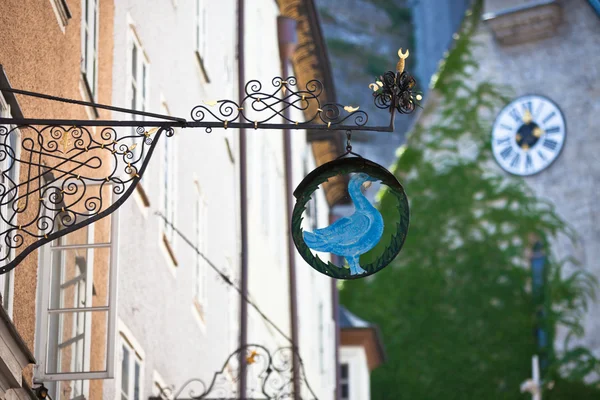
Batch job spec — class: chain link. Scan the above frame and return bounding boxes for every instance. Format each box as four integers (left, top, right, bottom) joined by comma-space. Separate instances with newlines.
346, 130, 352, 152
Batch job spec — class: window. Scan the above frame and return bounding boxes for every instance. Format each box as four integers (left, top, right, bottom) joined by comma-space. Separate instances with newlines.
340, 363, 349, 400
49, 0, 72, 31
152, 371, 170, 399
303, 156, 318, 231
194, 183, 208, 319
160, 102, 177, 265
119, 330, 144, 400
194, 0, 209, 81
0, 92, 19, 317
318, 302, 325, 374
35, 184, 119, 392
128, 29, 149, 163
81, 0, 99, 99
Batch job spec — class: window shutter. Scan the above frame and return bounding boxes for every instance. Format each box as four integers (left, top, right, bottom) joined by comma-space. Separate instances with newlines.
35, 183, 119, 383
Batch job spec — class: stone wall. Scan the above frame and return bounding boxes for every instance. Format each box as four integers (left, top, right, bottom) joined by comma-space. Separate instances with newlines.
473, 0, 600, 356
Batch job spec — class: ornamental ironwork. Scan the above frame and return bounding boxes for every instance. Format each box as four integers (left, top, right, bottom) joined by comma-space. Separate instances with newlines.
0, 48, 420, 274
149, 344, 318, 400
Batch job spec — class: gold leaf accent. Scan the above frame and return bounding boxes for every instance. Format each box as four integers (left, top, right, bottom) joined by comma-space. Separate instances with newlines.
145, 127, 159, 137
344, 106, 360, 113
396, 48, 410, 73
369, 83, 379, 92
246, 351, 258, 365
416, 94, 423, 101
282, 85, 287, 95
129, 143, 137, 151
203, 100, 218, 106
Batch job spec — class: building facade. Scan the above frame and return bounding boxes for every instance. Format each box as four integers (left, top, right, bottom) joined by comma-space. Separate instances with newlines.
0, 1, 115, 399
0, 0, 350, 399
475, 0, 600, 363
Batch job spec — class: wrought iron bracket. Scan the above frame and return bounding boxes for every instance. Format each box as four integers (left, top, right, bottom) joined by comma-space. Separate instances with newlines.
148, 344, 318, 400
0, 54, 420, 274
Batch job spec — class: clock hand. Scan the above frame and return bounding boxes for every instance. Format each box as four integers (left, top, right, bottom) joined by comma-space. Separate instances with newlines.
523, 109, 533, 124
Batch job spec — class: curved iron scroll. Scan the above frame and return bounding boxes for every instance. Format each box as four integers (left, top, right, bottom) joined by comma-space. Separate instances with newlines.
153, 344, 318, 400
0, 124, 172, 274
190, 76, 369, 133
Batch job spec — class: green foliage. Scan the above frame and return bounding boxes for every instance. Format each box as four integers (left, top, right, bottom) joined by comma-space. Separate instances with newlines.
339, 1, 600, 398
365, 54, 392, 79
325, 38, 361, 57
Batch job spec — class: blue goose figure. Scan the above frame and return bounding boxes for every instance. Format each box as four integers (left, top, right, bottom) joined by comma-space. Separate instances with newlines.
303, 173, 384, 275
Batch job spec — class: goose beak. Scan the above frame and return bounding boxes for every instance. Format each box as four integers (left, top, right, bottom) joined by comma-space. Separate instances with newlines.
362, 181, 372, 189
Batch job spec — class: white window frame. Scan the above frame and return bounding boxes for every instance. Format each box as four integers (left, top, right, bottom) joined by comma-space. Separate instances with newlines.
49, 0, 72, 32
340, 363, 350, 400
127, 23, 150, 166
34, 186, 120, 382
116, 324, 145, 400
0, 93, 19, 318
80, 0, 99, 100
160, 101, 177, 249
195, 0, 208, 60
193, 182, 208, 320
151, 370, 170, 399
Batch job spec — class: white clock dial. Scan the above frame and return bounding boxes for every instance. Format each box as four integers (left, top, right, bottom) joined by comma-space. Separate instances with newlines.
491, 95, 566, 176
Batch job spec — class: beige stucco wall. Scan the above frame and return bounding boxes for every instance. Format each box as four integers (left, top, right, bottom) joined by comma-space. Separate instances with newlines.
0, 0, 114, 388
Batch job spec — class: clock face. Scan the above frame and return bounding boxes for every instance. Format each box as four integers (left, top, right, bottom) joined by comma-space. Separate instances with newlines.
491, 95, 566, 176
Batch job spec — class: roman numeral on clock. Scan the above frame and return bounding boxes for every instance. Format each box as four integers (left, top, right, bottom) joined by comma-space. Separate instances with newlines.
510, 153, 520, 168
525, 154, 533, 171
543, 138, 558, 151
537, 150, 546, 161
509, 108, 521, 123
545, 126, 561, 134
496, 137, 511, 145
543, 111, 556, 124
522, 101, 532, 113
500, 146, 514, 160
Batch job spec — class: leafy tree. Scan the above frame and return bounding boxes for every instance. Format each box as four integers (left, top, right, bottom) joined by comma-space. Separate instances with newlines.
340, 2, 600, 399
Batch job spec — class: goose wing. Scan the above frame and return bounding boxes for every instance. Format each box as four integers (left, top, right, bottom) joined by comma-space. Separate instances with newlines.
313, 213, 370, 246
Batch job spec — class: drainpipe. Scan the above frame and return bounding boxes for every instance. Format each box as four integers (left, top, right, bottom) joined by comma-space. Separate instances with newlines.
278, 16, 300, 400
332, 278, 341, 400
237, 0, 248, 396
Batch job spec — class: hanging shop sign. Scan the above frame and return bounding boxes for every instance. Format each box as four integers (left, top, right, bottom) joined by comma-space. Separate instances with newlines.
0, 49, 419, 277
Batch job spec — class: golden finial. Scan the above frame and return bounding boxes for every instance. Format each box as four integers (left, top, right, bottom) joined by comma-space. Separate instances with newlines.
396, 48, 410, 74
343, 106, 360, 113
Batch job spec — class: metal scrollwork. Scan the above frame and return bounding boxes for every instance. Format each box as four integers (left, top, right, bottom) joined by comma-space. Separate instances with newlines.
0, 123, 167, 274
372, 71, 421, 114
0, 57, 419, 273
157, 344, 318, 400
190, 76, 369, 131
